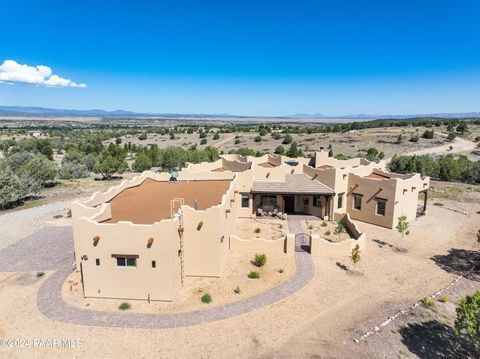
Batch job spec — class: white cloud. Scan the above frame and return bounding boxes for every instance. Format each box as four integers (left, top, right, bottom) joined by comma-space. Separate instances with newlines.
0, 59, 87, 88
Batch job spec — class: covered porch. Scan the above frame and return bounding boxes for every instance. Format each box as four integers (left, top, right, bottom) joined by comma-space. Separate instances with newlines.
253, 193, 334, 219
251, 174, 335, 220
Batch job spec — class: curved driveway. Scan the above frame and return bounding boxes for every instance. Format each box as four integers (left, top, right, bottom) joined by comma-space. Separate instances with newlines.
0, 223, 314, 329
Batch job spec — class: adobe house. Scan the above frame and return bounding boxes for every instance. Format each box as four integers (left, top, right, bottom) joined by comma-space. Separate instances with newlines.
71, 152, 429, 301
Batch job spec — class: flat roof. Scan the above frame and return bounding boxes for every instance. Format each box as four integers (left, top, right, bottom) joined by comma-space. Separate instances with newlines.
252, 174, 334, 195
103, 178, 232, 224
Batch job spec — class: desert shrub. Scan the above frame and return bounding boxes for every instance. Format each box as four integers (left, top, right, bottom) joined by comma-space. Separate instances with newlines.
138, 133, 147, 140
119, 302, 131, 310
447, 132, 456, 142
335, 153, 347, 160
438, 295, 449, 303
6, 151, 33, 172
275, 145, 285, 155
409, 134, 419, 142
286, 142, 303, 158
201, 293, 212, 304
253, 253, 267, 267
248, 271, 260, 279
422, 130, 434, 139
36, 271, 45, 278
213, 133, 220, 140
234, 139, 240, 145
278, 268, 284, 274
59, 151, 97, 179
254, 136, 261, 142
0, 160, 40, 209
307, 224, 313, 230
200, 138, 207, 145
283, 134, 293, 144
18, 155, 57, 186
455, 289, 480, 346
325, 230, 331, 236
421, 297, 435, 308
254, 227, 261, 234
234, 286, 241, 294
321, 221, 327, 227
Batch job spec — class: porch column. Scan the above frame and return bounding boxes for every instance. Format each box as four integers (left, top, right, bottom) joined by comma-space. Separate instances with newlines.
423, 190, 428, 215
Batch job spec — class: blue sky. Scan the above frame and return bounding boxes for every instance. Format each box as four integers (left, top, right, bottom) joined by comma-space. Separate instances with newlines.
0, 0, 479, 116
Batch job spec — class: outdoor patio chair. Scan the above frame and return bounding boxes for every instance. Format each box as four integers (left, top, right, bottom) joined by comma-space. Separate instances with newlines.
257, 208, 264, 216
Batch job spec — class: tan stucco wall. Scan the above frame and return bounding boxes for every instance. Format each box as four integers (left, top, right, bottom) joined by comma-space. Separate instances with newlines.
73, 218, 181, 301
229, 234, 291, 255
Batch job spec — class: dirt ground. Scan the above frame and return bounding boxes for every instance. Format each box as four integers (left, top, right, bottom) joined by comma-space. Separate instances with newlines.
62, 251, 295, 315
0, 188, 479, 358
301, 218, 353, 242
232, 218, 287, 239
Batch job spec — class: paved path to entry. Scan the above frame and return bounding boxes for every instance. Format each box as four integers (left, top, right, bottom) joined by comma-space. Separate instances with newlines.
0, 224, 314, 329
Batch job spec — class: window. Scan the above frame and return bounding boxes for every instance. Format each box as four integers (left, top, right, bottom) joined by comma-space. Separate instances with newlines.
241, 194, 249, 208
313, 196, 321, 208
96, 258, 100, 266
115, 256, 137, 267
353, 194, 362, 211
375, 198, 387, 216
260, 195, 277, 207
337, 194, 344, 209
152, 260, 156, 268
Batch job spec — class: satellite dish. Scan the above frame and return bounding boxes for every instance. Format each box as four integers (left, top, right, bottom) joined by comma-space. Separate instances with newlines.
170, 171, 179, 182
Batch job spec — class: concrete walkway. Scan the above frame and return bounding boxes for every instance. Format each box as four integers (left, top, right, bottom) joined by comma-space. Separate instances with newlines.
0, 225, 314, 329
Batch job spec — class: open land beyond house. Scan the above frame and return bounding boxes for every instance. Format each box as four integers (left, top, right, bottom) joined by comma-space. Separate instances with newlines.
0, 117, 479, 358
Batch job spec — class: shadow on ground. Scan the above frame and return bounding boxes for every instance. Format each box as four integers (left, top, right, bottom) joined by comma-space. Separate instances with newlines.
431, 248, 480, 281
399, 320, 478, 359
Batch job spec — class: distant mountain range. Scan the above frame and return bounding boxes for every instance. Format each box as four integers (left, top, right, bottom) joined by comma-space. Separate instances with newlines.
287, 112, 480, 119
0, 106, 479, 120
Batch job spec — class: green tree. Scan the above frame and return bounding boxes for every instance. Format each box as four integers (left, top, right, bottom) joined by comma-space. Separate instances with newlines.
283, 134, 293, 144
132, 151, 153, 172
447, 132, 456, 142
286, 142, 303, 158
200, 138, 207, 145
396, 215, 410, 238
254, 136, 261, 142
328, 148, 334, 157
0, 160, 40, 209
396, 134, 403, 144
93, 154, 128, 179
213, 133, 220, 140
18, 155, 57, 186
275, 145, 285, 155
456, 122, 468, 135
6, 151, 33, 172
422, 129, 434, 139
455, 289, 480, 348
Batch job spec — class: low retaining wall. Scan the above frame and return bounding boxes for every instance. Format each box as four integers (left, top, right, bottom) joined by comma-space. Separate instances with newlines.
229, 234, 294, 255
310, 212, 366, 257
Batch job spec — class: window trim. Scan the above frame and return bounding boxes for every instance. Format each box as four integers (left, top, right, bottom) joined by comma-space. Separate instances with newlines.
112, 254, 139, 268
352, 193, 363, 211
375, 197, 387, 217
